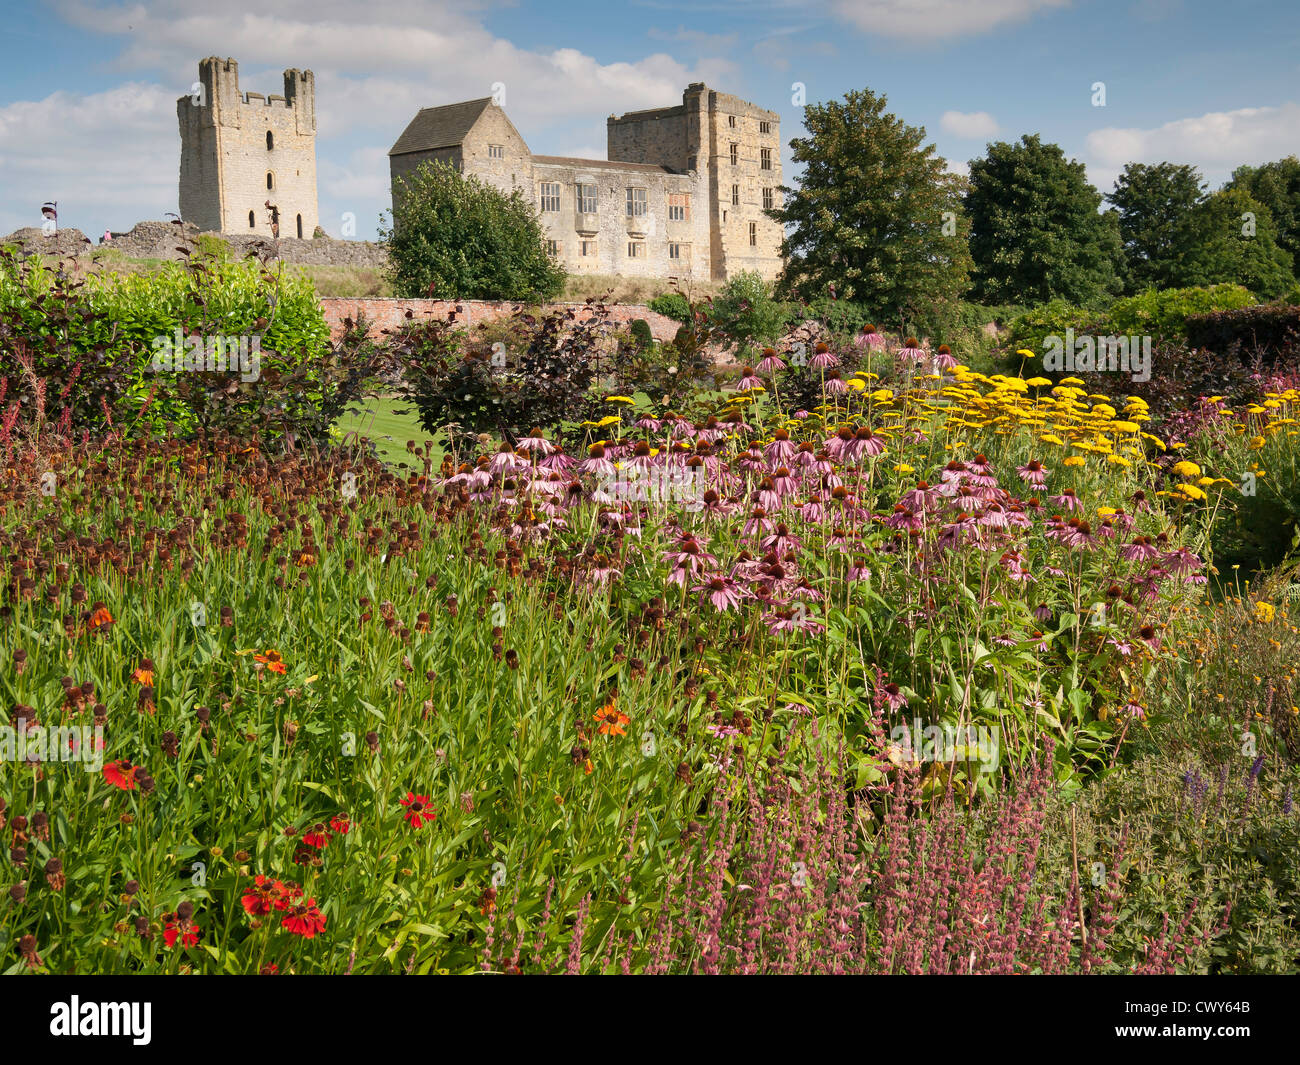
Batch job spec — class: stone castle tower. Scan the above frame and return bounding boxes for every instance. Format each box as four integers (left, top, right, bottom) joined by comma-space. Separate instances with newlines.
177, 57, 319, 238
606, 84, 783, 281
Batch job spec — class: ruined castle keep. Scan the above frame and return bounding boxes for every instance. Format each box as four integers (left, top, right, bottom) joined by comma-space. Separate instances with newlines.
177, 58, 319, 239
389, 84, 784, 281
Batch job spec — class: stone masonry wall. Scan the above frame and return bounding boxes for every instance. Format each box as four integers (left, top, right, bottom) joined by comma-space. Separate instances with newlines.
1, 221, 388, 268
533, 159, 705, 281
706, 89, 783, 282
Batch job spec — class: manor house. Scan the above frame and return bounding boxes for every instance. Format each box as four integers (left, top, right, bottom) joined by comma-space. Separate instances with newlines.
388, 84, 784, 282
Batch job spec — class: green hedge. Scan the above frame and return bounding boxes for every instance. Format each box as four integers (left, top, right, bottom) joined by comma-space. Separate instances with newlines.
648, 292, 693, 324
0, 246, 330, 436
1004, 285, 1259, 359
1107, 284, 1256, 342
1184, 303, 1300, 361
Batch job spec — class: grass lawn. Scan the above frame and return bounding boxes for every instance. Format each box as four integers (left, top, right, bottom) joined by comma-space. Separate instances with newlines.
333, 393, 437, 470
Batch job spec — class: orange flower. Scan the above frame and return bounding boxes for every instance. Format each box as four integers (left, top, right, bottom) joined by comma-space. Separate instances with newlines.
295, 551, 316, 567
593, 697, 629, 737
131, 667, 154, 686
254, 649, 287, 675
87, 605, 115, 631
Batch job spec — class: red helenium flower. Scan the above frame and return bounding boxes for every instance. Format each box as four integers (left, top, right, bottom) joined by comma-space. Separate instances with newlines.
161, 912, 201, 949
282, 898, 327, 939
400, 791, 436, 829
103, 759, 140, 790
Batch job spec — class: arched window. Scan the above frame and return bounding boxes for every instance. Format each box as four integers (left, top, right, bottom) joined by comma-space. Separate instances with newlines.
266, 131, 274, 150
296, 214, 303, 239
266, 172, 274, 190
248, 210, 255, 228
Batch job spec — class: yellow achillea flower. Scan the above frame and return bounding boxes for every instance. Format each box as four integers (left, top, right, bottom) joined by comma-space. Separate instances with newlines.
1255, 602, 1276, 623
1176, 484, 1207, 501
1172, 460, 1201, 478
1063, 456, 1086, 466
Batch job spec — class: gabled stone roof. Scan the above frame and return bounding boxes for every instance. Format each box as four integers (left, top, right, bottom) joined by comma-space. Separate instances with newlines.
388, 98, 493, 156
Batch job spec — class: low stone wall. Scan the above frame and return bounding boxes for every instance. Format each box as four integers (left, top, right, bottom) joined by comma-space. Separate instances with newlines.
2, 221, 388, 268
320, 297, 683, 343
1, 227, 95, 256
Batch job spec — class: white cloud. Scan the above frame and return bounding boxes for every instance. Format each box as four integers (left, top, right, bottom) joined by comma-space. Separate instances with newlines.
0, 83, 178, 236
54, 1, 733, 128
8, 1, 743, 238
940, 110, 999, 138
1085, 102, 1300, 188
830, 0, 1069, 40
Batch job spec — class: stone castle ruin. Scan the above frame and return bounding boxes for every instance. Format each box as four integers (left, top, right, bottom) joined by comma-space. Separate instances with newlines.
148, 61, 783, 281
177, 57, 319, 240
389, 84, 784, 281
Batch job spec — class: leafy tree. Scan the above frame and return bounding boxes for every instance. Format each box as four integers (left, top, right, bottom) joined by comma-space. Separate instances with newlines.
629, 318, 655, 351
965, 134, 1123, 306
1107, 162, 1207, 292
381, 160, 565, 301
711, 270, 790, 353
769, 88, 972, 336
1182, 188, 1296, 300
1227, 155, 1300, 276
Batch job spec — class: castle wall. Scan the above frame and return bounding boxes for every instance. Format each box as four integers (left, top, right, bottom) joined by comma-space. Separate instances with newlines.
607, 105, 692, 171
177, 100, 224, 233
390, 147, 461, 213
460, 107, 531, 196
703, 89, 783, 282
531, 160, 706, 280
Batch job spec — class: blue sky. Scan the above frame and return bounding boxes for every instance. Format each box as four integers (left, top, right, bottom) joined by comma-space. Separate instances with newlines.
1, 0, 1297, 241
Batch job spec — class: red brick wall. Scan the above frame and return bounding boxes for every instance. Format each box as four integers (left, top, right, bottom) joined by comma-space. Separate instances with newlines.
320, 298, 682, 343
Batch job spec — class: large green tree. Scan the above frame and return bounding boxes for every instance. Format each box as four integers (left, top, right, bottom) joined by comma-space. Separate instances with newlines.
965, 134, 1122, 306
769, 87, 972, 333
1107, 162, 1207, 292
1227, 155, 1300, 275
381, 160, 565, 301
1181, 187, 1295, 300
